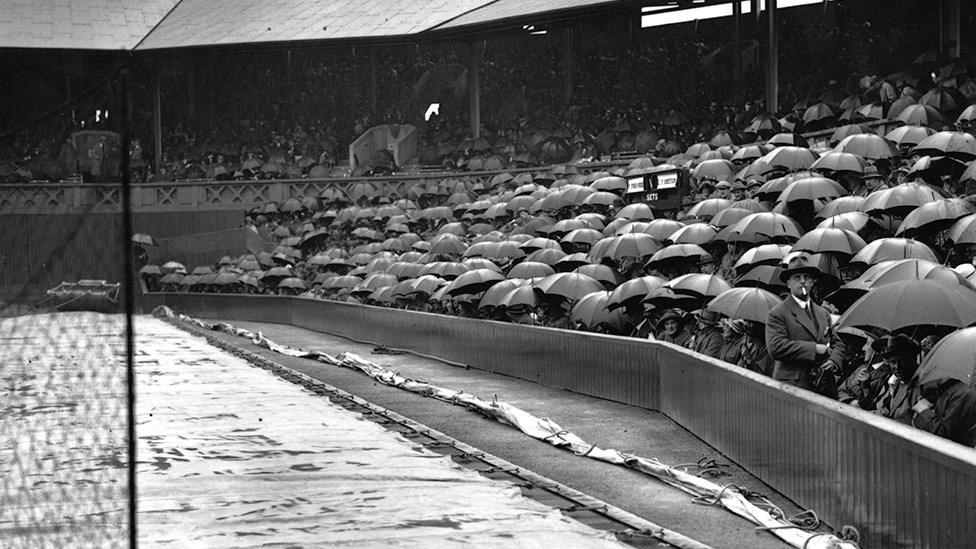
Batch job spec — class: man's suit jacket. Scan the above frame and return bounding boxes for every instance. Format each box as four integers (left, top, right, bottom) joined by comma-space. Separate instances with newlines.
765, 296, 845, 390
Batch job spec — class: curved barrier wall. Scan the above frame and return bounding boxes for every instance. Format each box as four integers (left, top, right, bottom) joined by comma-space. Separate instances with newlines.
144, 293, 976, 549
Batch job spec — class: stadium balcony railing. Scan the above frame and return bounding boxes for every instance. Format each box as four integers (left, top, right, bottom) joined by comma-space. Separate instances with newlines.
0, 119, 901, 215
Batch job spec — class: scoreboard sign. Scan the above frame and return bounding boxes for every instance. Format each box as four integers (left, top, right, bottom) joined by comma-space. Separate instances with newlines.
624, 167, 688, 211
626, 176, 645, 194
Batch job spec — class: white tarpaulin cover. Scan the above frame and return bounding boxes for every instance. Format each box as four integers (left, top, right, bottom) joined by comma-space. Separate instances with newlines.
1, 313, 627, 548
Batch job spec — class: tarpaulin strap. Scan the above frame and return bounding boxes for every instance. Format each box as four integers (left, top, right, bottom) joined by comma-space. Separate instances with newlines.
372, 345, 406, 355
691, 484, 740, 507
542, 430, 570, 444
838, 526, 861, 545
757, 509, 820, 531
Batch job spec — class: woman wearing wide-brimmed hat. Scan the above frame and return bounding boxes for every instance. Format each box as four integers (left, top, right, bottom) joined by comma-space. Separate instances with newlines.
654, 308, 692, 347
719, 318, 749, 364
688, 308, 723, 359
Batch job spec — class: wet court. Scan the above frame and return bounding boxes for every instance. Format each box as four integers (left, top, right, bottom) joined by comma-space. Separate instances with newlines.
1, 313, 630, 548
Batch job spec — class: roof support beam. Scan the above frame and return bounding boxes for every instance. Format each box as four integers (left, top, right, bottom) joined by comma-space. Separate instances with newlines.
764, 0, 778, 115
153, 66, 162, 178
732, 0, 741, 96
469, 40, 483, 139
940, 0, 960, 59
563, 25, 575, 105
370, 47, 379, 117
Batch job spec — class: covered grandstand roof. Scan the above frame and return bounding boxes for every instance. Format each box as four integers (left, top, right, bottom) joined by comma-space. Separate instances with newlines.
432, 0, 621, 31
1, 0, 638, 52
135, 0, 491, 50
0, 0, 181, 50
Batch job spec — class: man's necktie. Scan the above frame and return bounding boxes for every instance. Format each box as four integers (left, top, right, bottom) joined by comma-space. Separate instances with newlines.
807, 303, 820, 338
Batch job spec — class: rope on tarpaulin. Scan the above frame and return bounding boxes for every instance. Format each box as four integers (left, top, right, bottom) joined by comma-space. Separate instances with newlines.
152, 305, 862, 549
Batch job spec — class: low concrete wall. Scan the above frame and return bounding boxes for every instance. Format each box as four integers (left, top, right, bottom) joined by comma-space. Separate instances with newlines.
145, 293, 976, 549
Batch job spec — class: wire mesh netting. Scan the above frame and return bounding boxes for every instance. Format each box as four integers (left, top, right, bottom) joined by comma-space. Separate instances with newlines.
0, 175, 134, 547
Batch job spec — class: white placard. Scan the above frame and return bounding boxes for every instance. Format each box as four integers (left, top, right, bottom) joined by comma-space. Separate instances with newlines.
656, 172, 678, 190
626, 177, 645, 194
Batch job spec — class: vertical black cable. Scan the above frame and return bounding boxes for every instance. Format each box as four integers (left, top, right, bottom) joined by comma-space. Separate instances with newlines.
118, 62, 138, 549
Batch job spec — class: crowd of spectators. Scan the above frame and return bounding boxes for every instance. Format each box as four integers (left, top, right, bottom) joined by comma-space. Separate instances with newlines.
141, 94, 976, 446
0, 1, 959, 185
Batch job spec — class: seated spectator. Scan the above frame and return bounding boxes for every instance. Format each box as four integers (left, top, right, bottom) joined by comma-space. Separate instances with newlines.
876, 334, 922, 424
837, 337, 890, 411
851, 165, 888, 197
737, 320, 772, 376
712, 180, 732, 200
718, 318, 747, 364
654, 308, 691, 346
688, 309, 723, 359
506, 304, 538, 325
913, 378, 976, 447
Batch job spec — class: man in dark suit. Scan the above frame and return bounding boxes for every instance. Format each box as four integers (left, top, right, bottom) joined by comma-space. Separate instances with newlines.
765, 255, 846, 392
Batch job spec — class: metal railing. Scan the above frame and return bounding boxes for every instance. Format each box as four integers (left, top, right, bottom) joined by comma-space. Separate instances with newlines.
0, 161, 630, 214
1, 119, 905, 215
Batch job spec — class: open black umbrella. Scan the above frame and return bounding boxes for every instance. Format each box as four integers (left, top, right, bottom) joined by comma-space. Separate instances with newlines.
667, 223, 718, 246
817, 197, 867, 219
574, 264, 620, 289
606, 275, 667, 311
644, 244, 710, 271
838, 280, 976, 332
533, 272, 605, 302
834, 134, 895, 160
667, 273, 732, 301
884, 124, 937, 149
643, 286, 701, 312
570, 291, 625, 331
826, 258, 971, 311
809, 151, 867, 175
707, 287, 782, 323
859, 182, 944, 217
913, 131, 976, 160
896, 198, 976, 237
916, 327, 976, 388
590, 233, 662, 261
687, 198, 733, 218
791, 228, 866, 259
727, 212, 804, 244
447, 268, 505, 296
815, 212, 881, 237
525, 247, 568, 266
848, 237, 940, 268
733, 244, 792, 276
735, 265, 787, 294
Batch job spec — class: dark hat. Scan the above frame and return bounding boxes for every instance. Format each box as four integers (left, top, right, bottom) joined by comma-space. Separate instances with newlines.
870, 336, 889, 354
655, 308, 686, 330
731, 181, 747, 192
862, 165, 883, 179
694, 308, 721, 326
779, 254, 822, 282
721, 318, 749, 335
882, 334, 920, 358
696, 251, 716, 265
